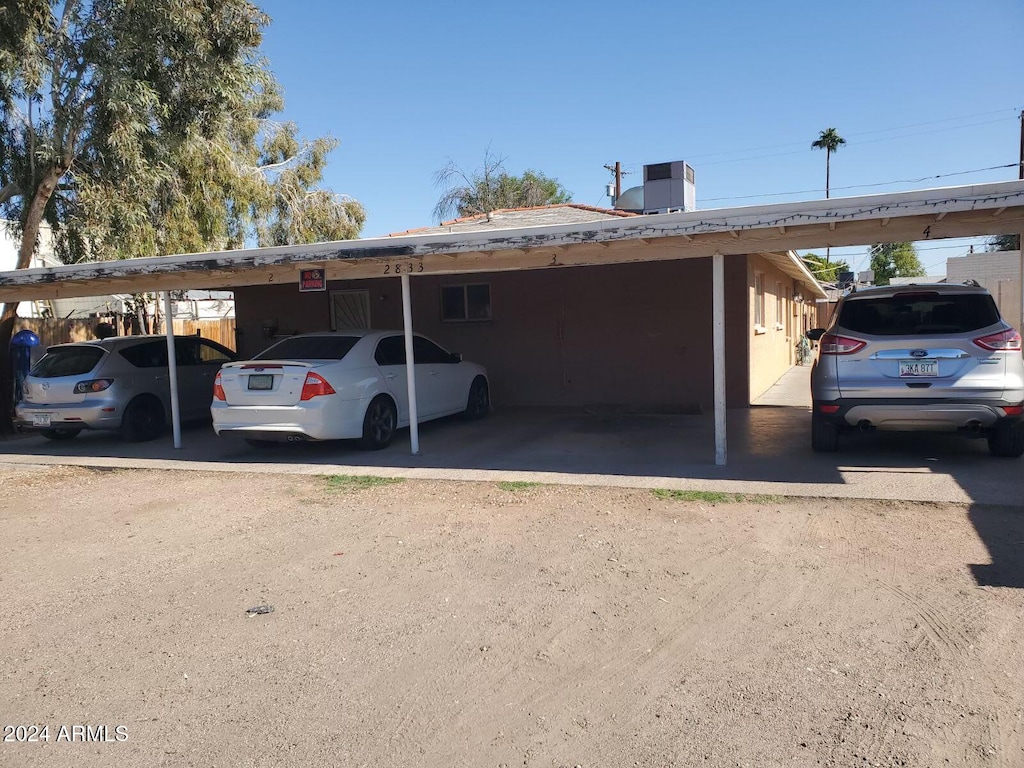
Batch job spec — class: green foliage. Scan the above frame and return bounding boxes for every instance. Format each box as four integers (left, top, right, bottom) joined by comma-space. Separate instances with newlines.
0, 0, 363, 267
651, 489, 782, 504
322, 475, 405, 492
986, 234, 1020, 252
497, 481, 540, 491
811, 128, 846, 154
811, 127, 846, 198
803, 253, 851, 284
433, 150, 571, 221
868, 242, 925, 286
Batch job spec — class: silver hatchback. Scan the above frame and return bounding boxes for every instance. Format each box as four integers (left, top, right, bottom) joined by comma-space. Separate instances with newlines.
808, 282, 1024, 457
15, 335, 236, 441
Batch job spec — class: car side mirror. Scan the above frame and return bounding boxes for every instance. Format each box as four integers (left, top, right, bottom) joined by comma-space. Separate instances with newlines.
448, 352, 463, 364
806, 328, 826, 341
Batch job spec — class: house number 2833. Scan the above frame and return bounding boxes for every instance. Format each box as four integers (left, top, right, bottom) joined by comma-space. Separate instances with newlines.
384, 262, 424, 275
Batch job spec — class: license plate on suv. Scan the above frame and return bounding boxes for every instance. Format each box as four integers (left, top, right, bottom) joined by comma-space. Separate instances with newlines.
899, 359, 937, 377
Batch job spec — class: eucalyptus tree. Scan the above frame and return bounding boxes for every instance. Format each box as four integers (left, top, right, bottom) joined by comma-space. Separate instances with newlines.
0, 0, 363, 428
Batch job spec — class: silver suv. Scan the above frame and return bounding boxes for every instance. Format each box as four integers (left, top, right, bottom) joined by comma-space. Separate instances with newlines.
15, 335, 236, 442
808, 282, 1024, 457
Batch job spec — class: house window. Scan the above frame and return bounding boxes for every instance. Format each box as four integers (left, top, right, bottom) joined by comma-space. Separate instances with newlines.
441, 284, 491, 322
753, 272, 765, 330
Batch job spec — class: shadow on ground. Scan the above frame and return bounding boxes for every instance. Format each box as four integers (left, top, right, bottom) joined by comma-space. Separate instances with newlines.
968, 505, 1024, 588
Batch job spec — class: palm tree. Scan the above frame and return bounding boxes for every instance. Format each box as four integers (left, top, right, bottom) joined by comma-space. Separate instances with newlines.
811, 128, 846, 266
811, 128, 846, 199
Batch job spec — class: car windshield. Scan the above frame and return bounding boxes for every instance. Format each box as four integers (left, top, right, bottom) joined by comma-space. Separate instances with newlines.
30, 346, 105, 378
838, 293, 1001, 336
253, 336, 360, 361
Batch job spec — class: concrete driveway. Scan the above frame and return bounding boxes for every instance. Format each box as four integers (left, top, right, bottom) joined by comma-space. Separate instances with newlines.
1, 388, 1021, 506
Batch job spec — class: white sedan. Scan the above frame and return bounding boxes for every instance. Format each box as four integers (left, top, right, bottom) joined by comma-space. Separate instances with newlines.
211, 331, 489, 449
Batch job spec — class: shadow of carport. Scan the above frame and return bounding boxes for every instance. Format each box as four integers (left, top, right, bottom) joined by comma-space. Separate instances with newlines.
2, 402, 1021, 507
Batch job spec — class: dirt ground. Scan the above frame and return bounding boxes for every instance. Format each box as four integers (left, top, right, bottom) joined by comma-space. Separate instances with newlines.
1, 466, 1022, 768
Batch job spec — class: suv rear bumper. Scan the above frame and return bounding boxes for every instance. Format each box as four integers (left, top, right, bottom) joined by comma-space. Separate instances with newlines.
814, 398, 1023, 432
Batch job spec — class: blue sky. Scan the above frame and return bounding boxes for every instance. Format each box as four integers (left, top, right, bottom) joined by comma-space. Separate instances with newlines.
256, 0, 1023, 278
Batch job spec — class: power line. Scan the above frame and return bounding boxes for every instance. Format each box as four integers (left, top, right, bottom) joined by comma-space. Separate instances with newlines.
806, 240, 994, 257
699, 164, 1017, 203
694, 117, 1015, 168
617, 108, 1020, 170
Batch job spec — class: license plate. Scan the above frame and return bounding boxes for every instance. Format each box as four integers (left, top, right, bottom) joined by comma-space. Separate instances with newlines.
247, 374, 274, 391
899, 359, 937, 377
32, 413, 52, 427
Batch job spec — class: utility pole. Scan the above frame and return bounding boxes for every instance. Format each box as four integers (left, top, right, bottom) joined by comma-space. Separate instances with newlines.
1018, 109, 1023, 181
603, 162, 629, 206
1018, 110, 1023, 332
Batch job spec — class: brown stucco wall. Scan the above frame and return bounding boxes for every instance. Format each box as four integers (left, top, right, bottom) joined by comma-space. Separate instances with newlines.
234, 256, 756, 412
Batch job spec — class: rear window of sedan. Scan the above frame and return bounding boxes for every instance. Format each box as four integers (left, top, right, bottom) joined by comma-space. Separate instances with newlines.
253, 336, 360, 360
30, 346, 105, 378
838, 293, 1002, 336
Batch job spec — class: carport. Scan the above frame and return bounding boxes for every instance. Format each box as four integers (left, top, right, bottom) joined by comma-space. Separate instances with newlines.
3, 180, 1024, 465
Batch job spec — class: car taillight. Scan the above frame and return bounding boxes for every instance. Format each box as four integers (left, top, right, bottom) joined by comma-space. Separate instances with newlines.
1004, 404, 1023, 416
73, 378, 114, 394
300, 372, 336, 401
973, 329, 1022, 352
818, 333, 866, 355
212, 371, 226, 401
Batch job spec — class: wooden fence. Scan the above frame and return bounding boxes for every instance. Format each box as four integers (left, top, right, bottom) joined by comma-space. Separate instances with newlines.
12, 317, 237, 349
168, 319, 237, 348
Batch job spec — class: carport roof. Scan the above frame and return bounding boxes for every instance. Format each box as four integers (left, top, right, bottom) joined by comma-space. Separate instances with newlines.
1, 180, 1023, 303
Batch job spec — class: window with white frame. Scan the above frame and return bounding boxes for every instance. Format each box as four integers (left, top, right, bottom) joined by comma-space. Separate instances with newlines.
441, 283, 491, 322
753, 272, 765, 330
775, 282, 784, 329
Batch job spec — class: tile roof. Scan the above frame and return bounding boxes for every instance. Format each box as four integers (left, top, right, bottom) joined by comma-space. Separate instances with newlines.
385, 204, 637, 237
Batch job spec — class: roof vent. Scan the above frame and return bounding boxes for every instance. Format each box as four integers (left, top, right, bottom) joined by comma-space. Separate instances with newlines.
642, 161, 695, 214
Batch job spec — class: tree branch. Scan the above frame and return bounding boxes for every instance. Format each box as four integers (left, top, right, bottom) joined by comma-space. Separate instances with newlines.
0, 182, 20, 208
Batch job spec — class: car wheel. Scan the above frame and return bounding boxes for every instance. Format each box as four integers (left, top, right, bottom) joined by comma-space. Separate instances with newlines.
120, 396, 165, 442
988, 421, 1024, 458
811, 411, 839, 452
463, 376, 489, 420
40, 427, 82, 441
358, 395, 397, 450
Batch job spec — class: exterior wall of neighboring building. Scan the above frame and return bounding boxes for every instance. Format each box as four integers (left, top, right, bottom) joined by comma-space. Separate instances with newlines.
234, 255, 758, 412
171, 291, 236, 320
1, 221, 60, 317
946, 250, 1022, 331
747, 254, 807, 400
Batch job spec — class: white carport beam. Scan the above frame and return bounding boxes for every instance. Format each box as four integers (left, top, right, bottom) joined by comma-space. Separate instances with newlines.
712, 253, 727, 466
163, 291, 182, 449
401, 274, 420, 455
